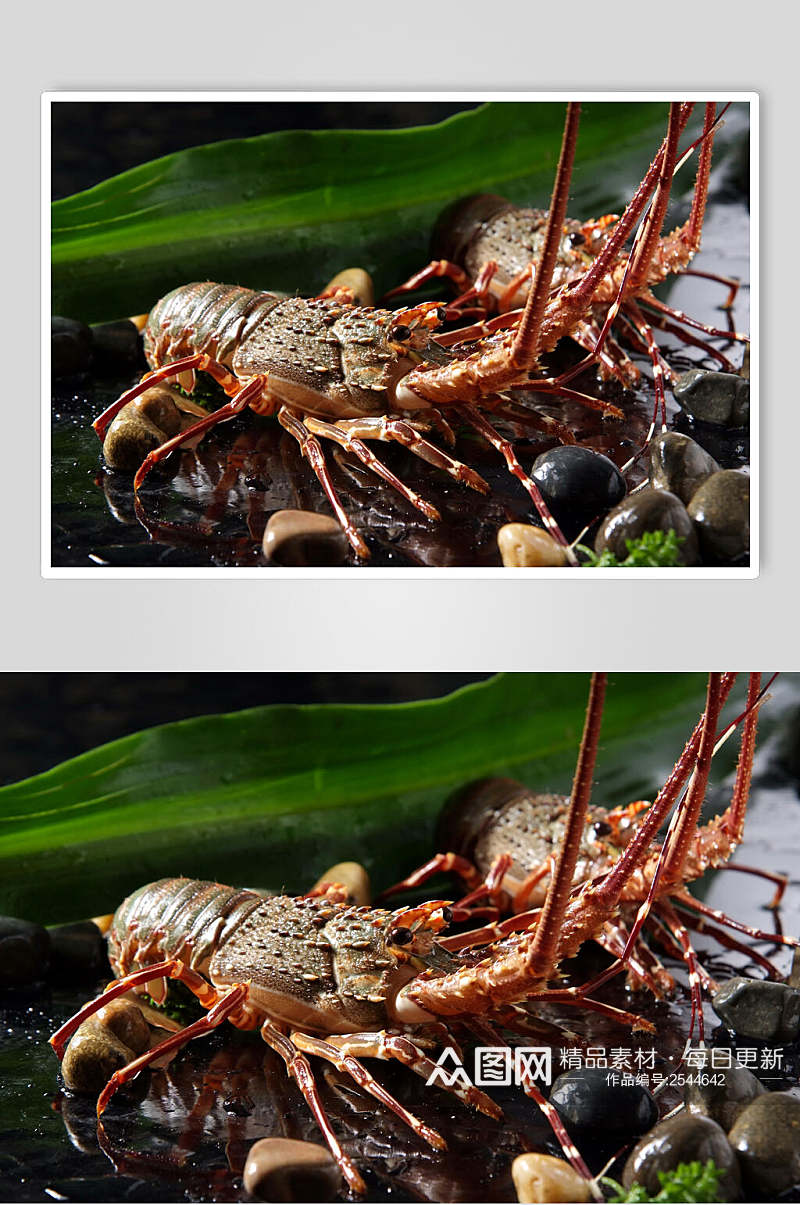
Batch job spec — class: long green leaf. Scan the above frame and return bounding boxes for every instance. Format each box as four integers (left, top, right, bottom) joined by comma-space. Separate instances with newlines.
0, 674, 736, 924
51, 102, 747, 323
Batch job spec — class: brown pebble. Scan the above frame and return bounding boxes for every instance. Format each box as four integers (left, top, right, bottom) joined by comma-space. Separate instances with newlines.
498, 524, 568, 567
102, 387, 196, 471
322, 267, 375, 308
263, 509, 349, 566
511, 1153, 591, 1203
312, 862, 371, 906
61, 1016, 137, 1095
243, 1137, 340, 1202
96, 998, 151, 1054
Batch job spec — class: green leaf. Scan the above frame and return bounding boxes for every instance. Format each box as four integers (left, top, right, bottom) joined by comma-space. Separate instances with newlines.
0, 674, 735, 925
51, 101, 748, 323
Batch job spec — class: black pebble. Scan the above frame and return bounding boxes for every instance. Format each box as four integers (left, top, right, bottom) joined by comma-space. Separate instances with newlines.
0, 916, 51, 986
530, 446, 626, 535
549, 1067, 659, 1134
52, 316, 92, 378
47, 921, 110, 981
90, 320, 142, 369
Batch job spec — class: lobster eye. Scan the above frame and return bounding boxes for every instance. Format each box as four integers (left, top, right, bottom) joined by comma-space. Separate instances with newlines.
591, 820, 612, 839
390, 926, 413, 946
389, 324, 411, 343
440, 906, 453, 924
569, 231, 586, 247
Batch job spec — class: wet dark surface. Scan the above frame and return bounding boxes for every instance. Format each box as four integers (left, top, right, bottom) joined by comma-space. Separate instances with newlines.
50, 201, 750, 569
1, 683, 797, 1203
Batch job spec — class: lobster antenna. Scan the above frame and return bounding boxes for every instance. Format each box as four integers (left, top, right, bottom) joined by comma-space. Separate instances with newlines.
528, 672, 607, 977
508, 102, 582, 372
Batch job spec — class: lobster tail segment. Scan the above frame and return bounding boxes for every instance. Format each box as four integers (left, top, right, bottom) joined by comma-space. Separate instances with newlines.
108, 877, 265, 988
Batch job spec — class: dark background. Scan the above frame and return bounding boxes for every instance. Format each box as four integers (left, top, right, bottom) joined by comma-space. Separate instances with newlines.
51, 101, 481, 199
0, 673, 490, 785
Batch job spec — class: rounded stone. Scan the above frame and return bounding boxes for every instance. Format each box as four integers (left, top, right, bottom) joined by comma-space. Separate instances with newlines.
61, 1016, 137, 1095
687, 471, 750, 563
712, 976, 800, 1042
550, 1067, 658, 1134
0, 916, 51, 986
511, 1152, 590, 1203
594, 487, 699, 564
52, 316, 93, 377
674, 368, 750, 427
90, 320, 141, 368
311, 862, 371, 906
498, 524, 568, 567
530, 446, 626, 530
102, 411, 169, 471
649, 431, 720, 505
684, 1049, 766, 1130
95, 998, 151, 1055
102, 390, 189, 472
47, 920, 109, 980
263, 509, 349, 566
623, 1114, 741, 1201
243, 1137, 340, 1202
728, 1092, 800, 1194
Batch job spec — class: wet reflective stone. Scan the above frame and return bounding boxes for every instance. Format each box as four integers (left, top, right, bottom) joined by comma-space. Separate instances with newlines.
61, 1016, 138, 1095
263, 509, 349, 566
243, 1137, 340, 1202
674, 368, 750, 426
623, 1114, 741, 1201
687, 471, 750, 563
649, 432, 719, 505
728, 1092, 800, 1194
90, 320, 141, 368
712, 976, 800, 1042
530, 446, 626, 533
511, 1152, 590, 1202
550, 1067, 658, 1134
95, 998, 151, 1055
52, 316, 93, 378
0, 916, 51, 986
47, 921, 109, 980
498, 524, 568, 567
594, 488, 699, 564
102, 388, 190, 472
684, 1049, 765, 1130
312, 862, 371, 906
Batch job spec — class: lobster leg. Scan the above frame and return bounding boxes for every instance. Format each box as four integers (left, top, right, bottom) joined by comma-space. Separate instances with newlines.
96, 983, 249, 1116
330, 416, 490, 495
377, 852, 485, 903
300, 415, 441, 522
655, 900, 707, 1042
277, 407, 369, 560
51, 957, 220, 1058
93, 353, 242, 441
384, 259, 474, 301
455, 405, 577, 560
259, 1019, 365, 1195
288, 1030, 447, 1150
133, 377, 266, 492
641, 292, 750, 344
320, 1029, 502, 1120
